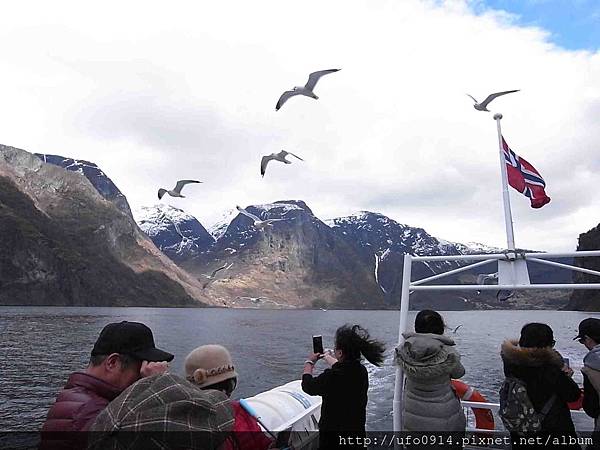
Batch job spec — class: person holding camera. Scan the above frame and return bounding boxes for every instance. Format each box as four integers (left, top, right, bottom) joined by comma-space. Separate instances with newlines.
301, 324, 385, 450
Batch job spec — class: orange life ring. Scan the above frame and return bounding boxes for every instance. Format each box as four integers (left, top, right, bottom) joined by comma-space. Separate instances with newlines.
451, 380, 495, 430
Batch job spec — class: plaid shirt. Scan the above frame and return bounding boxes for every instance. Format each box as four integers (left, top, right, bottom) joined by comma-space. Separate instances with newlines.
89, 373, 234, 449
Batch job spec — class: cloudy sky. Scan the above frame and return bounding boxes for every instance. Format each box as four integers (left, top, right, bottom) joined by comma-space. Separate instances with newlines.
0, 0, 598, 252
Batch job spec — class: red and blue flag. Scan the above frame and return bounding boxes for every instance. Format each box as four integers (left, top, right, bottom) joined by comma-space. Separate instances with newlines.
502, 136, 550, 208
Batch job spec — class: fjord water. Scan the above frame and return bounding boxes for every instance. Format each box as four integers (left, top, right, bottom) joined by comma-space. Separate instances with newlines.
1, 307, 598, 431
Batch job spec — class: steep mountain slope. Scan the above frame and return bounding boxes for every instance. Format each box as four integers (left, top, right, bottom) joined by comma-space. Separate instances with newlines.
0, 144, 211, 307
183, 201, 386, 309
327, 212, 479, 309
136, 204, 215, 262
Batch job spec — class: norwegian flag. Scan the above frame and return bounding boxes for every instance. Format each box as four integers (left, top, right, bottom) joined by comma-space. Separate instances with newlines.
502, 136, 550, 208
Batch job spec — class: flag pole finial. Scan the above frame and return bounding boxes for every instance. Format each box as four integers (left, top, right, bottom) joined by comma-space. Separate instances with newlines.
493, 113, 503, 120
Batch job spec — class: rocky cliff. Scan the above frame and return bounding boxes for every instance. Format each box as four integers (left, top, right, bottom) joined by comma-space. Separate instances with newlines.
35, 153, 132, 216
567, 223, 600, 311
0, 144, 211, 307
183, 201, 387, 309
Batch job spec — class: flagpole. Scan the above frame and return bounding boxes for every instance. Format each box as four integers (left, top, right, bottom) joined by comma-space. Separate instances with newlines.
493, 113, 516, 252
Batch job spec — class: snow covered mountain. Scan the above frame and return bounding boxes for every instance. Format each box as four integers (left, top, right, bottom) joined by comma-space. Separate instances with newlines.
327, 212, 502, 259
35, 153, 132, 216
183, 200, 386, 309
208, 208, 241, 240
135, 204, 215, 262
135, 202, 571, 309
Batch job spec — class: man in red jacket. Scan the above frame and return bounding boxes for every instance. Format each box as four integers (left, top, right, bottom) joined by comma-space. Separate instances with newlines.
39, 321, 173, 449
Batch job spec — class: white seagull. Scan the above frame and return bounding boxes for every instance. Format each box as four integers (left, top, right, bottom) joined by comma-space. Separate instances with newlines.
476, 272, 498, 295
261, 150, 304, 177
158, 180, 202, 200
201, 263, 233, 290
476, 272, 498, 285
235, 205, 286, 230
276, 69, 341, 111
467, 90, 519, 112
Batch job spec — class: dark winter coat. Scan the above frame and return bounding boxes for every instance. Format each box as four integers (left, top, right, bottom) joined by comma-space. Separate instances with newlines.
501, 339, 581, 450
302, 359, 368, 449
39, 372, 122, 450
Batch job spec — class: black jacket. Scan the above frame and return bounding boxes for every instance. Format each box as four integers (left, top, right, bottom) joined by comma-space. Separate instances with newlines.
501, 340, 581, 434
302, 359, 368, 449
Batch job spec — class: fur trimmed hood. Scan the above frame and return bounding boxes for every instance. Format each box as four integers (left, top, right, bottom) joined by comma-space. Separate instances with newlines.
500, 339, 564, 368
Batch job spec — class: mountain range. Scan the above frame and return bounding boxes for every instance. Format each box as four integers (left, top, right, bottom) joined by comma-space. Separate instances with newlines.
139, 201, 575, 310
1, 144, 596, 310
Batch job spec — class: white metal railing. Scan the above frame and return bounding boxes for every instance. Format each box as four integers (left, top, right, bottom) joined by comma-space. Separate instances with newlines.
393, 250, 600, 434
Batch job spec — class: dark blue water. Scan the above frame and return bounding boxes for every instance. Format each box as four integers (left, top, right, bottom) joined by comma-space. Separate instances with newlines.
0, 307, 597, 431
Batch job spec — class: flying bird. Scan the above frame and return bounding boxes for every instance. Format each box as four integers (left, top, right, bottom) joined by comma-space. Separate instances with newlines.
476, 272, 498, 285
466, 90, 519, 112
158, 180, 202, 200
476, 272, 498, 295
235, 205, 286, 230
452, 324, 463, 333
276, 69, 341, 111
201, 263, 233, 290
261, 150, 304, 177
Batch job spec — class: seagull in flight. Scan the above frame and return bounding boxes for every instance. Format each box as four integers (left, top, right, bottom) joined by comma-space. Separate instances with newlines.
201, 263, 233, 290
261, 150, 304, 177
467, 90, 519, 112
476, 272, 498, 295
476, 272, 498, 285
158, 180, 202, 200
235, 205, 286, 230
276, 69, 341, 111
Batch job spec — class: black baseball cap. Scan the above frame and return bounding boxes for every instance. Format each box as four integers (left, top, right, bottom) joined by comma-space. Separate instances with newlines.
573, 318, 600, 342
91, 321, 174, 362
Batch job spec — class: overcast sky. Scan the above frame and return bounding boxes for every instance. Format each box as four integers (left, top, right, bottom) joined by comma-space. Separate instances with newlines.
0, 0, 598, 252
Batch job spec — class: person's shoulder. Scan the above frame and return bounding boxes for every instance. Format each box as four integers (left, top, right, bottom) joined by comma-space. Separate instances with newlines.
338, 360, 367, 375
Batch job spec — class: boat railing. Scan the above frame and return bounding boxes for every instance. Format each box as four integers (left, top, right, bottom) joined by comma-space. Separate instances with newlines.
461, 400, 592, 433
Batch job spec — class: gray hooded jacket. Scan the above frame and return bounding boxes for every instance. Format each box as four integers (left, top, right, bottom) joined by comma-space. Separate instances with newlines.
395, 332, 466, 432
